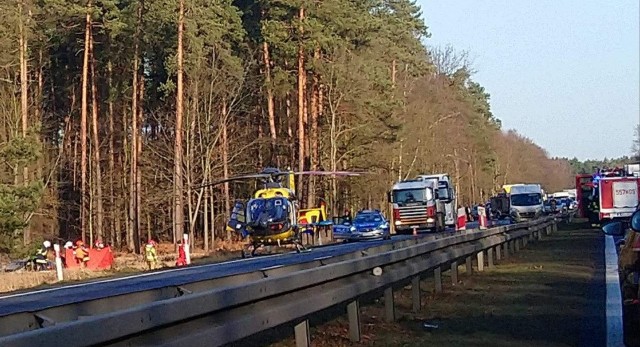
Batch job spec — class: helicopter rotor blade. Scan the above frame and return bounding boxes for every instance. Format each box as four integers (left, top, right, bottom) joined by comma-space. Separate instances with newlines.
192, 173, 272, 189
291, 170, 366, 177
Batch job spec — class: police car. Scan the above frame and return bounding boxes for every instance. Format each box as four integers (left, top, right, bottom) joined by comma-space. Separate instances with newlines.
333, 210, 391, 241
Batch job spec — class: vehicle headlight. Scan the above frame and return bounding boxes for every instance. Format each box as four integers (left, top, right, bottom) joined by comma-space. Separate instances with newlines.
380, 223, 389, 229
350, 226, 356, 232
510, 208, 518, 214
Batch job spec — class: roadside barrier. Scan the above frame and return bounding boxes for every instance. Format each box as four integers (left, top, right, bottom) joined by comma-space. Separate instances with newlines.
0, 216, 560, 347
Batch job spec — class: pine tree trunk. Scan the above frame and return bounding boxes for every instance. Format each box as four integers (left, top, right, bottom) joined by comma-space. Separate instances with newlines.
136, 74, 144, 246
174, 0, 186, 246
221, 101, 231, 241
307, 52, 319, 207
107, 59, 116, 246
89, 28, 104, 242
261, 38, 277, 164
130, 50, 139, 251
80, 0, 92, 243
36, 48, 43, 181
297, 7, 306, 175
391, 59, 397, 91
122, 104, 131, 249
284, 59, 294, 167
203, 169, 209, 252
19, 0, 30, 244
209, 184, 215, 248
129, 0, 143, 253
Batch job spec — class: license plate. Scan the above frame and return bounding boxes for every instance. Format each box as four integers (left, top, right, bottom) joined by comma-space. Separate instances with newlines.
410, 225, 419, 228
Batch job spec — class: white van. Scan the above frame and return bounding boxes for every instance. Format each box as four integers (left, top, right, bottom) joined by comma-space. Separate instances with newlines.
509, 184, 543, 223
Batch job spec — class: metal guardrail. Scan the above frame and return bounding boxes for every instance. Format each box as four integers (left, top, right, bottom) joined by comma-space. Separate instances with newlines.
0, 216, 561, 347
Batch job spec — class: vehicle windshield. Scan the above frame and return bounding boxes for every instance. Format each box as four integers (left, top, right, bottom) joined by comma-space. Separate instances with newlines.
392, 188, 433, 203
511, 193, 542, 206
437, 185, 450, 200
246, 197, 290, 224
354, 213, 383, 224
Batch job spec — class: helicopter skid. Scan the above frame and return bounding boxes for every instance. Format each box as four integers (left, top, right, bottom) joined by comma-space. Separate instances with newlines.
240, 239, 309, 258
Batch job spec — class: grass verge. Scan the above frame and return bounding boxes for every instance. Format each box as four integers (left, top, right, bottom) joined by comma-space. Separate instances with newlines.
266, 221, 603, 347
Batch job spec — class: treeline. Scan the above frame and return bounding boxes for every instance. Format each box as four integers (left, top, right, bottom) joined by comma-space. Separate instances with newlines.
565, 156, 636, 175
0, 0, 574, 254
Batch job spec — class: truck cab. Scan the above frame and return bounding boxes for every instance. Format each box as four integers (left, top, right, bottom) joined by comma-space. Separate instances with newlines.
387, 179, 445, 234
415, 174, 456, 228
508, 184, 544, 223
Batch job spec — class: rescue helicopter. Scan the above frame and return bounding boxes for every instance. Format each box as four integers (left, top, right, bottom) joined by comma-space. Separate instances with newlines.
198, 167, 362, 257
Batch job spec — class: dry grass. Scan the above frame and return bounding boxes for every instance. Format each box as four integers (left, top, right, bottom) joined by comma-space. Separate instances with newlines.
265, 222, 602, 347
0, 240, 249, 294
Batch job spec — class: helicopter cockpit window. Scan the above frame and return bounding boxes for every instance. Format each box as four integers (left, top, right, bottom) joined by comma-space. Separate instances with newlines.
247, 197, 290, 224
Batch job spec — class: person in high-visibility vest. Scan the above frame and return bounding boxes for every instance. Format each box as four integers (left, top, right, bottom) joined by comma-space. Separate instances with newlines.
74, 240, 90, 268
33, 240, 52, 271
145, 240, 158, 270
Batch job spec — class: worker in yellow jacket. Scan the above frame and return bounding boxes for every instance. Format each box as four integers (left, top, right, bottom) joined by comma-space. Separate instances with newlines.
145, 240, 158, 270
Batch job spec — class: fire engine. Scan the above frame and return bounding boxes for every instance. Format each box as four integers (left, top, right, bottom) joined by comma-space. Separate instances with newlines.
576, 165, 640, 222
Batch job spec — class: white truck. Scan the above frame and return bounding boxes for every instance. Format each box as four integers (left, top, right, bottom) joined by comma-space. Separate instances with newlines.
508, 184, 544, 223
415, 174, 457, 228
387, 179, 446, 233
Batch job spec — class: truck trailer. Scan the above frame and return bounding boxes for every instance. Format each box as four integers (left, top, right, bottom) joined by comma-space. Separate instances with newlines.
415, 173, 457, 228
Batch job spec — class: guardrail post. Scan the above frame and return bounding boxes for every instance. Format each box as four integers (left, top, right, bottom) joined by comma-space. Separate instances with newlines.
495, 245, 501, 261
294, 320, 311, 347
347, 300, 361, 342
522, 237, 527, 248
537, 228, 543, 241
487, 248, 494, 268
545, 225, 551, 236
465, 256, 473, 274
384, 287, 395, 322
503, 242, 509, 259
434, 267, 443, 293
450, 261, 458, 285
514, 239, 520, 252
411, 276, 421, 312
477, 252, 484, 272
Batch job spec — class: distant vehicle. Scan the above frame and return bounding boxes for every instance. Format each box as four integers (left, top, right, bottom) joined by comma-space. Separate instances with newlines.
333, 210, 390, 242
598, 176, 640, 222
388, 179, 446, 233
490, 193, 510, 220
508, 184, 543, 223
577, 166, 640, 223
576, 174, 594, 218
415, 174, 457, 228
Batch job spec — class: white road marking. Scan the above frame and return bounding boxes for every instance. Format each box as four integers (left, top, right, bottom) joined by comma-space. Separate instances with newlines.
604, 235, 624, 346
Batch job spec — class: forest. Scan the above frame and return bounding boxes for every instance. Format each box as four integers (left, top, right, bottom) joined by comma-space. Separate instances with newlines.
0, 0, 580, 255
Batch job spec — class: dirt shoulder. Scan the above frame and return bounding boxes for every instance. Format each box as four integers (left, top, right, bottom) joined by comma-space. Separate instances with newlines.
266, 221, 605, 347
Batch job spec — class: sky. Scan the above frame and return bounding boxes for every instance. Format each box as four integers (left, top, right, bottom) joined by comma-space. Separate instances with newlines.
418, 0, 640, 161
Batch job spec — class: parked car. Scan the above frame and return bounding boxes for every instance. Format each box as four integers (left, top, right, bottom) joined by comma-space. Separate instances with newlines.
333, 210, 391, 242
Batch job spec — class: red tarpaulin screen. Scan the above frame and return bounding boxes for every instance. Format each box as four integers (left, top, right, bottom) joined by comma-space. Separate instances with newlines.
64, 247, 114, 270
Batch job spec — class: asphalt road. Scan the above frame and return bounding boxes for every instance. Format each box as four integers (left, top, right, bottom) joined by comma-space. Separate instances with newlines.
0, 220, 493, 318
